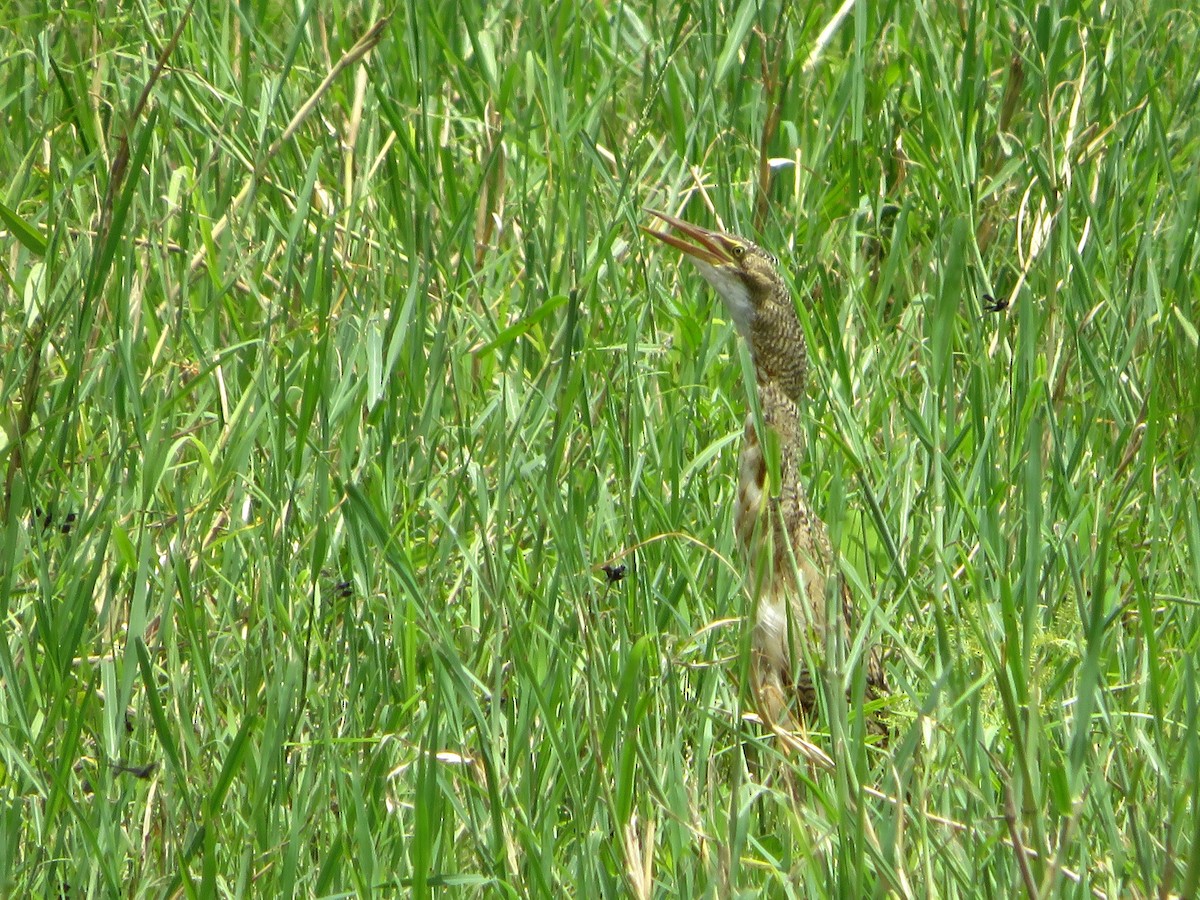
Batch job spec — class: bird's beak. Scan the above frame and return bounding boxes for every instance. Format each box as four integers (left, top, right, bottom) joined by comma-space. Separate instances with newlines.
640, 209, 736, 267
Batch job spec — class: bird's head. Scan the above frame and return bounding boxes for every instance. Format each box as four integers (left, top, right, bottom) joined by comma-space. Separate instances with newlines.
642, 208, 808, 404
640, 208, 785, 343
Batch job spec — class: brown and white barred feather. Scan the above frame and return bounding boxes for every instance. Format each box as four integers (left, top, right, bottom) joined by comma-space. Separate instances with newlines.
735, 280, 887, 738
735, 392, 888, 736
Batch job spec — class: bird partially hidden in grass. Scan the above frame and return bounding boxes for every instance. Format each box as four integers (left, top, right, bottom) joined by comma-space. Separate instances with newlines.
641, 208, 888, 752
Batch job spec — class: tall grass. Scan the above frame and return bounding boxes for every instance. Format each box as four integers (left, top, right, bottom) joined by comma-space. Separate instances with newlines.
2, 1, 1198, 895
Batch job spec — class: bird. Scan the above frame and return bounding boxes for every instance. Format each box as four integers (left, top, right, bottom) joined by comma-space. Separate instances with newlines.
641, 208, 887, 742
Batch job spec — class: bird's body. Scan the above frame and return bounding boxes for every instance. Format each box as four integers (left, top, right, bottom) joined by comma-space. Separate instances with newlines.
642, 209, 886, 735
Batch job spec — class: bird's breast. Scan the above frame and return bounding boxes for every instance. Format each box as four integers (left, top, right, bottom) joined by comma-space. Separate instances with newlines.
733, 413, 832, 640
733, 415, 766, 561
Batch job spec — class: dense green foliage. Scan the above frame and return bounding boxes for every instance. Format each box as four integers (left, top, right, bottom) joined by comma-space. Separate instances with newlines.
2, 1, 1199, 895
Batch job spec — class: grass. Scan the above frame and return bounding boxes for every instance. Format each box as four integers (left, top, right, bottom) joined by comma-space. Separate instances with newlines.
2, 0, 1199, 895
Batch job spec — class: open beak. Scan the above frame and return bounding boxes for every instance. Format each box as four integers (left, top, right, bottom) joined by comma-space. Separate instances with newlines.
640, 209, 737, 267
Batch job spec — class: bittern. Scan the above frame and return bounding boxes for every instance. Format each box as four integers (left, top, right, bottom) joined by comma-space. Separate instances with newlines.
642, 209, 887, 739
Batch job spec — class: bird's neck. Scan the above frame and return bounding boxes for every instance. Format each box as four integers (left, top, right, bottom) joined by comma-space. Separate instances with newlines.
747, 290, 808, 409
753, 377, 802, 446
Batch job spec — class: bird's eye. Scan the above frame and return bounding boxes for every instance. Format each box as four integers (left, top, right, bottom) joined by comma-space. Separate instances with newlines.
731, 244, 745, 259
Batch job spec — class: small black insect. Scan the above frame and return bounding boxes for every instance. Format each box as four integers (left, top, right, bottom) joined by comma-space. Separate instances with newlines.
321, 570, 353, 598
600, 563, 627, 584
112, 761, 158, 779
982, 294, 1009, 314
31, 507, 79, 534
